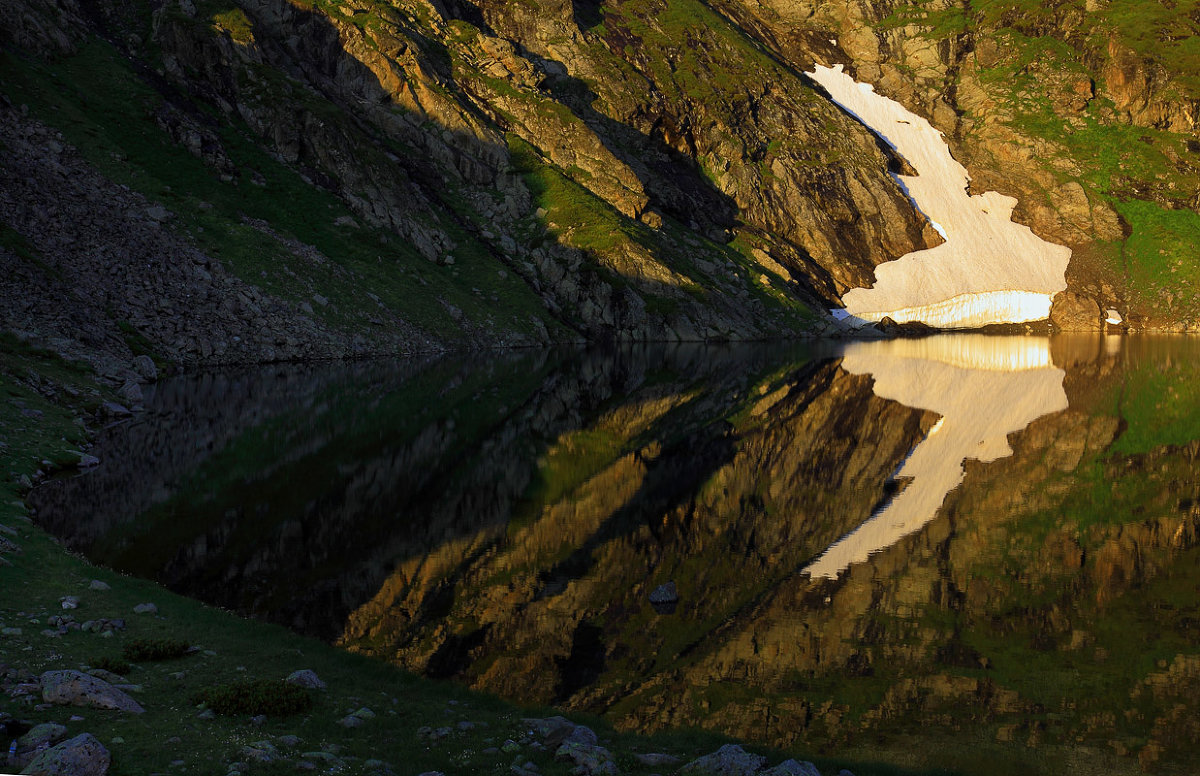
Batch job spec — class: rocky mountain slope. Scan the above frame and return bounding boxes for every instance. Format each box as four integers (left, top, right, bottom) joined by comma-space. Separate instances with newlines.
4, 0, 1196, 367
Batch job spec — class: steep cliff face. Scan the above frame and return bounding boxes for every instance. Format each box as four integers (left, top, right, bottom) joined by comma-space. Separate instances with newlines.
714, 0, 1200, 330
3, 0, 1198, 355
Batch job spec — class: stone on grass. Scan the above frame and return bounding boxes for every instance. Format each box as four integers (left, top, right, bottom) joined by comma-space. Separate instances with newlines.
351, 707, 375, 720
555, 741, 619, 776
762, 761, 822, 776
18, 722, 67, 750
41, 670, 145, 713
20, 733, 110, 776
680, 744, 768, 776
132, 603, 157, 615
337, 714, 364, 728
88, 580, 110, 592
284, 669, 326, 690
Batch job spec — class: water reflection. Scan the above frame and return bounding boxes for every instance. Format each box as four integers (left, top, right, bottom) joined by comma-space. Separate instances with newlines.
805, 336, 1068, 579
29, 335, 1200, 775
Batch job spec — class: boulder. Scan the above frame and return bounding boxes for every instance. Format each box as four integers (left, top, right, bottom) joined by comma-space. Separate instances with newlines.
284, 669, 326, 690
18, 722, 67, 750
41, 670, 145, 713
762, 761, 822, 776
680, 744, 768, 776
554, 741, 619, 776
1049, 292, 1101, 331
20, 733, 110, 776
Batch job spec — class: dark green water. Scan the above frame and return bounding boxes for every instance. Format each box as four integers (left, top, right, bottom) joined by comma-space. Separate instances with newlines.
31, 336, 1200, 775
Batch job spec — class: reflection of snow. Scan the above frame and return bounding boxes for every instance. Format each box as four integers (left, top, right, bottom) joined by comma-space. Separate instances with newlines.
803, 335, 1068, 579
807, 65, 1070, 329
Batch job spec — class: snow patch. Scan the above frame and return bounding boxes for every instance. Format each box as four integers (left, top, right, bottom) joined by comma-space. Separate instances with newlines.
808, 64, 1070, 329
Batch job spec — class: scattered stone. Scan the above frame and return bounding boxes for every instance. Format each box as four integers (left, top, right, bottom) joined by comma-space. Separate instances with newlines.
132, 603, 157, 615
88, 580, 110, 592
679, 745, 768, 776
18, 722, 68, 749
21, 733, 110, 776
41, 670, 146, 713
301, 752, 337, 763
2, 627, 23, 636
762, 761, 822, 776
501, 740, 521, 754
60, 596, 80, 610
555, 741, 619, 776
284, 669, 325, 690
337, 714, 364, 728
77, 454, 100, 468
351, 707, 375, 720
131, 355, 157, 381
197, 709, 216, 720
99, 402, 132, 419
275, 735, 301, 749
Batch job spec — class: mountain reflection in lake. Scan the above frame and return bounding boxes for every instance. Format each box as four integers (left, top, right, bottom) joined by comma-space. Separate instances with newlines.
31, 336, 1200, 775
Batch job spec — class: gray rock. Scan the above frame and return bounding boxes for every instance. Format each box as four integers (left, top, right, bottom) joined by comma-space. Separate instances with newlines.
77, 454, 100, 468
275, 735, 301, 749
351, 707, 375, 720
284, 669, 326, 690
132, 603, 157, 615
20, 733, 110, 776
762, 761, 821, 776
337, 714, 364, 728
18, 722, 68, 750
554, 742, 619, 776
88, 580, 110, 592
41, 670, 146, 713
118, 382, 143, 406
131, 355, 157, 381
145, 204, 170, 221
60, 596, 80, 609
563, 725, 598, 746
648, 581, 679, 604
680, 745, 768, 776
99, 402, 131, 419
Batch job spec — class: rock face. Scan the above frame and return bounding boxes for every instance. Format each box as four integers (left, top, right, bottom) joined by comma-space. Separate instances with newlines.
20, 733, 110, 776
41, 670, 146, 713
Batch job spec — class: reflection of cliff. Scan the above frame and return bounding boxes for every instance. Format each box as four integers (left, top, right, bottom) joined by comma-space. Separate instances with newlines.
340, 357, 931, 705
805, 336, 1069, 579
33, 343, 815, 639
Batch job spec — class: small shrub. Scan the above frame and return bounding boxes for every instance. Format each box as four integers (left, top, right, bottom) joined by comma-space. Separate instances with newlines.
122, 638, 192, 662
88, 656, 132, 676
193, 679, 313, 717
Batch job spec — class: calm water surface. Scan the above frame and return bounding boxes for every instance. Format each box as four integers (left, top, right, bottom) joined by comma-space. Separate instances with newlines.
31, 336, 1200, 775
